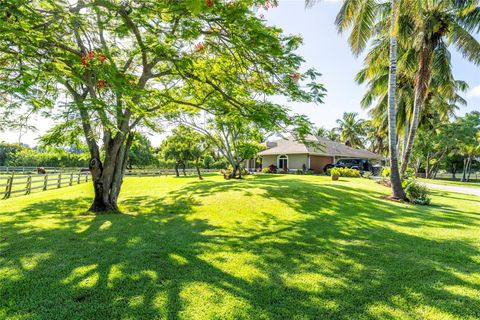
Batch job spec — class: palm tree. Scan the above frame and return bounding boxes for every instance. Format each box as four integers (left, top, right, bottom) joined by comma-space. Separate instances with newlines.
356, 31, 468, 160
326, 128, 341, 142
306, 0, 407, 198
364, 120, 388, 155
399, 0, 480, 176
316, 126, 328, 137
335, 112, 366, 148
384, 0, 407, 199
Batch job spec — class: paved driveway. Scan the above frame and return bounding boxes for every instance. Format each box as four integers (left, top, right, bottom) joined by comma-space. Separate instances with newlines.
423, 183, 480, 197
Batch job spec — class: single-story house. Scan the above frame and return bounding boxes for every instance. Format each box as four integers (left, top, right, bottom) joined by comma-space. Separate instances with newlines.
247, 135, 383, 174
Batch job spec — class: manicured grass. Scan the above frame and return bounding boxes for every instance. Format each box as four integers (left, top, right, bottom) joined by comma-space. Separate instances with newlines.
419, 178, 480, 189
1, 175, 479, 319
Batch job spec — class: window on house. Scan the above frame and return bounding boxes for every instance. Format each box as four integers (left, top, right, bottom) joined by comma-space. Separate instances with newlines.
278, 155, 288, 169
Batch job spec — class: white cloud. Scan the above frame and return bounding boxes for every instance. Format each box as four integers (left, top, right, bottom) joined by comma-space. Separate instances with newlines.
468, 85, 480, 98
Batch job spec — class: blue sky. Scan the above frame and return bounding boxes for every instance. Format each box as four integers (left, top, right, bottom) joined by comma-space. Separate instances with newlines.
3, 0, 479, 146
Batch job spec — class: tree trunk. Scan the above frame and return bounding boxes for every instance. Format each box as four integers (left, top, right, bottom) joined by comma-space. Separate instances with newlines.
386, 0, 407, 200
425, 154, 430, 179
466, 156, 472, 182
182, 163, 186, 176
402, 116, 409, 160
174, 163, 180, 177
400, 42, 434, 176
461, 157, 468, 182
414, 158, 421, 178
89, 133, 133, 213
452, 164, 456, 180
195, 159, 203, 180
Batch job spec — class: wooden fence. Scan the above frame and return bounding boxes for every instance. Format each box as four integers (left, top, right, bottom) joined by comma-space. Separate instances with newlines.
0, 168, 221, 200
0, 166, 85, 174
1, 172, 90, 199
124, 168, 218, 176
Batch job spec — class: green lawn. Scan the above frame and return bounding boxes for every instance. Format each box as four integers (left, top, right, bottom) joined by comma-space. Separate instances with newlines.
1, 175, 479, 320
419, 178, 480, 189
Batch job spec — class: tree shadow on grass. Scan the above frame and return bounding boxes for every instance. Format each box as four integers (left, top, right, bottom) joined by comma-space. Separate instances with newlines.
1, 176, 479, 319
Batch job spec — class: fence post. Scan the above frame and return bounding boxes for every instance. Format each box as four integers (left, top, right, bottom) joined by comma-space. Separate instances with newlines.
4, 176, 12, 199
77, 173, 81, 184
69, 173, 73, 186
85, 173, 89, 182
26, 174, 32, 195
57, 173, 61, 188
43, 174, 48, 191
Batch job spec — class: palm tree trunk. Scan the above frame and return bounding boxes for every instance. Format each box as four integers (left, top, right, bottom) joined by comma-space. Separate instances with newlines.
402, 116, 409, 159
425, 153, 430, 179
400, 44, 433, 176
386, 0, 406, 200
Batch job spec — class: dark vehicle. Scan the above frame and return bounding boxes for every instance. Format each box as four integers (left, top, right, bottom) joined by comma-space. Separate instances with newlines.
323, 158, 373, 174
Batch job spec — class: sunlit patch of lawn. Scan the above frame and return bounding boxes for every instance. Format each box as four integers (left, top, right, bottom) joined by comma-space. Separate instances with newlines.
1, 174, 479, 319
419, 178, 480, 189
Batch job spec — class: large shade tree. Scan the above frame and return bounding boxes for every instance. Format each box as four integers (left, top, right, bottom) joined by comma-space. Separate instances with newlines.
1, 0, 324, 212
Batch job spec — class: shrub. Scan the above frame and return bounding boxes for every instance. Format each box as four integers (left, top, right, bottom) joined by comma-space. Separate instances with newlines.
268, 164, 277, 173
381, 167, 390, 178
330, 167, 361, 177
262, 167, 271, 173
405, 180, 431, 205
363, 171, 373, 179
305, 169, 315, 175
404, 167, 415, 179
329, 167, 340, 176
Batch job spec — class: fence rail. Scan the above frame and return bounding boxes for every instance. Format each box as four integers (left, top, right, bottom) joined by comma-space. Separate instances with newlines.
1, 172, 90, 199
124, 168, 219, 176
0, 166, 220, 175
0, 166, 85, 174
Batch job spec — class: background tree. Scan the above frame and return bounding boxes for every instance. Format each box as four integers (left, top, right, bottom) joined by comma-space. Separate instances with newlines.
160, 128, 190, 177
0, 143, 25, 166
175, 112, 266, 179
334, 112, 366, 148
181, 127, 209, 180
128, 133, 158, 169
203, 155, 214, 170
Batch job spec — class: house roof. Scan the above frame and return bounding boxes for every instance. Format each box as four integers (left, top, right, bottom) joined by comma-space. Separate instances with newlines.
257, 135, 383, 160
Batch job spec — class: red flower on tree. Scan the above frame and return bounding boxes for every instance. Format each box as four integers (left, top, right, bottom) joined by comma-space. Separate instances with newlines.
195, 42, 205, 53
97, 79, 107, 90
80, 51, 107, 66
290, 73, 300, 82
205, 0, 214, 8
97, 53, 107, 63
